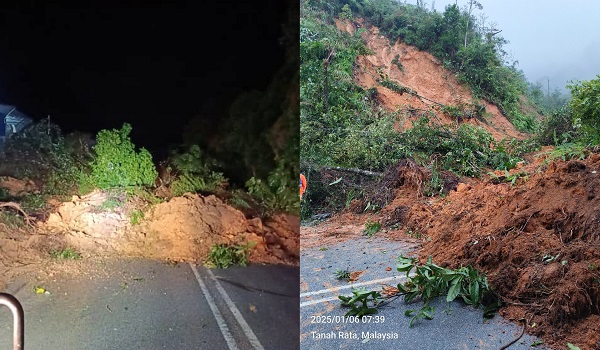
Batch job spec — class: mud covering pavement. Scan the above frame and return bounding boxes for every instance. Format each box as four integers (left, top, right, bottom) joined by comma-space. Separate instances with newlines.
0, 258, 299, 350
300, 235, 549, 349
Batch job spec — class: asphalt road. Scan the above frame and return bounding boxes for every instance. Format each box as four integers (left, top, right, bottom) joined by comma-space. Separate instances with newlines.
300, 234, 550, 350
0, 258, 299, 350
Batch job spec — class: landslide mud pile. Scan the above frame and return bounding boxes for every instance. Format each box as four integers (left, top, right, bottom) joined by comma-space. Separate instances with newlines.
0, 189, 298, 290
38, 191, 299, 266
372, 154, 600, 349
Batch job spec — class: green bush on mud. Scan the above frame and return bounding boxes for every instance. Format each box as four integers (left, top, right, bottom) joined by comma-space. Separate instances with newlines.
85, 123, 157, 189
0, 120, 88, 195
246, 158, 299, 216
169, 145, 228, 196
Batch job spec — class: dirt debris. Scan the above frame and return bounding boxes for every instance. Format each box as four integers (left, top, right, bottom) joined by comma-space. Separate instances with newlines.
1, 190, 299, 291
304, 151, 600, 349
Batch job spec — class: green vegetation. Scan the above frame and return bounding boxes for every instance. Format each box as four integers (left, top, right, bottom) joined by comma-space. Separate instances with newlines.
568, 75, 600, 144
168, 145, 228, 196
488, 170, 527, 186
380, 79, 415, 95
334, 268, 351, 281
207, 242, 257, 269
20, 194, 47, 213
339, 255, 499, 325
228, 190, 252, 210
0, 119, 91, 196
246, 159, 299, 216
0, 211, 26, 229
339, 288, 382, 317
391, 54, 404, 72
100, 196, 123, 211
85, 123, 157, 189
50, 247, 82, 260
544, 142, 588, 163
130, 209, 144, 225
363, 220, 382, 237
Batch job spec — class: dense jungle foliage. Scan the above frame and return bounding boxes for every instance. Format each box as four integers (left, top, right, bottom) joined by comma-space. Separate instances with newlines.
300, 0, 599, 218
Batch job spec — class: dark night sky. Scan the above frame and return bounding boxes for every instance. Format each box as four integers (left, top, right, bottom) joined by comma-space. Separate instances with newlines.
0, 1, 289, 158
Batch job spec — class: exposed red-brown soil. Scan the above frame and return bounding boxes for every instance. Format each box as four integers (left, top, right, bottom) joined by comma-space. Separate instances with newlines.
335, 18, 529, 141
306, 151, 600, 349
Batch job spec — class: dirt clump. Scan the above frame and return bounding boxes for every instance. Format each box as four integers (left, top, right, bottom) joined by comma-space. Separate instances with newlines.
0, 177, 40, 196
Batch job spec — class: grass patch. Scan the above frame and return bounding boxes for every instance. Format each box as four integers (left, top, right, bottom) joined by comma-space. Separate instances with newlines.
100, 197, 122, 211
20, 194, 48, 213
50, 247, 82, 260
0, 212, 26, 229
130, 209, 144, 225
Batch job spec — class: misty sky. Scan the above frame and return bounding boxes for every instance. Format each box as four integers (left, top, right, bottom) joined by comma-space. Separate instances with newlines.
404, 0, 600, 93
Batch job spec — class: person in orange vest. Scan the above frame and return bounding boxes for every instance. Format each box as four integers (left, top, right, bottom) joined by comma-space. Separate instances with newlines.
300, 173, 307, 200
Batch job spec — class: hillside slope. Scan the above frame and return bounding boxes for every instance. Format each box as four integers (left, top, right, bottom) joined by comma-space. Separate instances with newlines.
337, 18, 528, 140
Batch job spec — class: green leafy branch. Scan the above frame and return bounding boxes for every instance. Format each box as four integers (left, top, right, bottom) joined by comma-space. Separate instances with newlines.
339, 288, 384, 317
338, 255, 500, 327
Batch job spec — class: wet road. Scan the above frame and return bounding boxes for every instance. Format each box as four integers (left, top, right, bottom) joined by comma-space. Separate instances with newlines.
0, 258, 299, 350
300, 233, 549, 350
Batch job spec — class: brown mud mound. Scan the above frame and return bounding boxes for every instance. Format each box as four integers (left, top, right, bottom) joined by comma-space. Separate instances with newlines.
0, 176, 39, 196
306, 152, 599, 349
393, 155, 600, 349
36, 191, 299, 266
335, 19, 529, 141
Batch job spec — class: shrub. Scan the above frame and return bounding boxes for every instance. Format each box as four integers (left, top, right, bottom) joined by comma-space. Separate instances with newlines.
0, 120, 86, 195
86, 123, 157, 189
568, 75, 600, 144
169, 145, 227, 196
246, 158, 299, 215
536, 105, 578, 146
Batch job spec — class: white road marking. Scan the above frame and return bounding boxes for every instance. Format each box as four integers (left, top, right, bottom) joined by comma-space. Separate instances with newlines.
300, 295, 343, 307
300, 274, 412, 298
189, 263, 239, 350
207, 267, 266, 350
